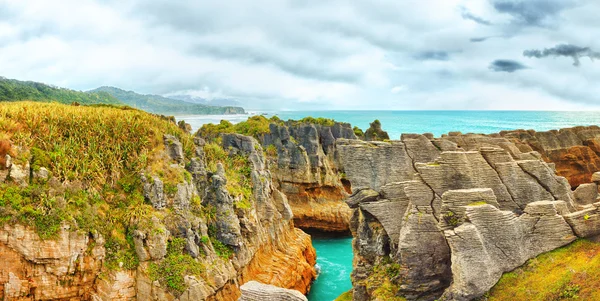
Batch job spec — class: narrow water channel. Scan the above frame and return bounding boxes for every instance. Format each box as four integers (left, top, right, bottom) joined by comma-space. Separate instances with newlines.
307, 236, 354, 301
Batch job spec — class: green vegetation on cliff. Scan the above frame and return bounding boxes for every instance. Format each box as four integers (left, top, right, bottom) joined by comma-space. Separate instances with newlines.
198, 115, 282, 141
0, 101, 194, 267
0, 77, 122, 105
91, 86, 245, 115
482, 239, 600, 301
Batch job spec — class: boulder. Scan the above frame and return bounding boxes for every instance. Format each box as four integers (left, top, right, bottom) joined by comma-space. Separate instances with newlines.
573, 183, 599, 206
238, 281, 307, 301
346, 188, 379, 208
163, 134, 185, 163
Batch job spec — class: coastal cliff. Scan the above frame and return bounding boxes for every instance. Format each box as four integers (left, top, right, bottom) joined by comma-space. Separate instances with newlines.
335, 130, 600, 301
0, 102, 315, 300
198, 117, 359, 234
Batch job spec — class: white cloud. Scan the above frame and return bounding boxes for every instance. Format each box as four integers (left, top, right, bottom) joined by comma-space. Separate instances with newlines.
391, 86, 407, 93
0, 0, 599, 110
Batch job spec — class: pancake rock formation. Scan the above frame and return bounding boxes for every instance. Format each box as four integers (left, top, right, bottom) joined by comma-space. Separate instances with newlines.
337, 131, 600, 301
238, 281, 308, 301
256, 121, 358, 233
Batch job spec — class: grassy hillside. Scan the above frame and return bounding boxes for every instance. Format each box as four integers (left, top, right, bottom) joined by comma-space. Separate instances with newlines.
0, 77, 122, 105
0, 101, 196, 267
481, 239, 600, 301
91, 86, 246, 115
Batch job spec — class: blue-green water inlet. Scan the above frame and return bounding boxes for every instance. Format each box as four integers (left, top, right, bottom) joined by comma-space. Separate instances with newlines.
307, 236, 354, 301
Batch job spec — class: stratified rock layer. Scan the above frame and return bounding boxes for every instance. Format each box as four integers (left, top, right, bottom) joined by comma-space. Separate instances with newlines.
238, 281, 307, 301
337, 131, 599, 301
259, 122, 356, 232
0, 133, 316, 301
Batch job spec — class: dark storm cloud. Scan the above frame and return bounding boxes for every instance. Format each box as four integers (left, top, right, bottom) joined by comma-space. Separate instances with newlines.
470, 36, 498, 43
414, 51, 450, 61
523, 44, 600, 66
491, 0, 576, 26
460, 7, 492, 25
489, 59, 528, 72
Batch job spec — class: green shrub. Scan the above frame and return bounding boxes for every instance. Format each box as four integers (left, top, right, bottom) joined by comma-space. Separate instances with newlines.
149, 237, 205, 295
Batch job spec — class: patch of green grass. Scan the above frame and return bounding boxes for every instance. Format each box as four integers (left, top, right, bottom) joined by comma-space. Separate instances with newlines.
149, 237, 205, 295
335, 290, 353, 301
360, 256, 406, 301
104, 232, 139, 270
468, 201, 488, 206
485, 239, 600, 301
204, 142, 254, 208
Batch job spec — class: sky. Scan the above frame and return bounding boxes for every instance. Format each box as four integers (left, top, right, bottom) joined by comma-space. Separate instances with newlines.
1, 0, 599, 110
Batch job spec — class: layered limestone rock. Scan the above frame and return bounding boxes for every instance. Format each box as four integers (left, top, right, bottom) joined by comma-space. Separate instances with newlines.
0, 133, 316, 301
238, 281, 308, 301
0, 224, 104, 300
337, 133, 597, 301
473, 126, 600, 188
441, 200, 575, 301
258, 122, 356, 232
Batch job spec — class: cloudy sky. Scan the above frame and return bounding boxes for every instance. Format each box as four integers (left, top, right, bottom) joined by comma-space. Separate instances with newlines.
1, 0, 599, 110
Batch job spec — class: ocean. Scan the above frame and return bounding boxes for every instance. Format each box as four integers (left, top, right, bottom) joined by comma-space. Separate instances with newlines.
178, 110, 600, 139
177, 110, 600, 301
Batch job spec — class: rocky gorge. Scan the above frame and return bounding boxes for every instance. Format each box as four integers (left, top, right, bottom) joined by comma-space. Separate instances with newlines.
2, 103, 600, 301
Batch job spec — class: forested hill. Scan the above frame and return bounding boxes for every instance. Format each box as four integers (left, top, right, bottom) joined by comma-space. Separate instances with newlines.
0, 77, 122, 105
0, 77, 246, 115
90, 86, 246, 115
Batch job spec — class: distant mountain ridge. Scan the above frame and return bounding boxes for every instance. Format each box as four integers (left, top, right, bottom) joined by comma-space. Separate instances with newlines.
0, 77, 246, 115
167, 94, 242, 107
0, 77, 122, 105
90, 86, 245, 115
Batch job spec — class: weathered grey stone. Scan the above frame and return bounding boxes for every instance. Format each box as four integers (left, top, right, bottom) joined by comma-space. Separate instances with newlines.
338, 139, 416, 190
442, 201, 575, 300
397, 204, 451, 301
8, 162, 29, 186
491, 160, 555, 209
206, 163, 243, 247
359, 199, 406, 247
346, 188, 379, 208
517, 160, 575, 209
439, 188, 499, 230
33, 167, 50, 180
564, 205, 600, 238
573, 183, 599, 206
402, 134, 441, 164
238, 281, 307, 301
163, 134, 185, 163
141, 174, 166, 209
592, 172, 600, 183
416, 151, 517, 211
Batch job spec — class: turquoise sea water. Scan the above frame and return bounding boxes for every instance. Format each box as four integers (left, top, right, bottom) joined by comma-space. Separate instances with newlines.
306, 236, 354, 301
179, 110, 600, 139
177, 110, 600, 301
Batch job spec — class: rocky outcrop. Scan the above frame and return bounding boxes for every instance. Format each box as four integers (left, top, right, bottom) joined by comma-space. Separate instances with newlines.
0, 224, 104, 300
364, 120, 389, 141
337, 131, 598, 301
459, 126, 600, 188
0, 133, 316, 301
442, 200, 575, 301
257, 121, 357, 233
238, 281, 307, 301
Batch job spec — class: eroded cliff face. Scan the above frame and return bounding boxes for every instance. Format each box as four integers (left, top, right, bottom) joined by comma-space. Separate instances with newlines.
337, 132, 600, 301
0, 133, 316, 301
259, 122, 357, 233
443, 126, 600, 188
